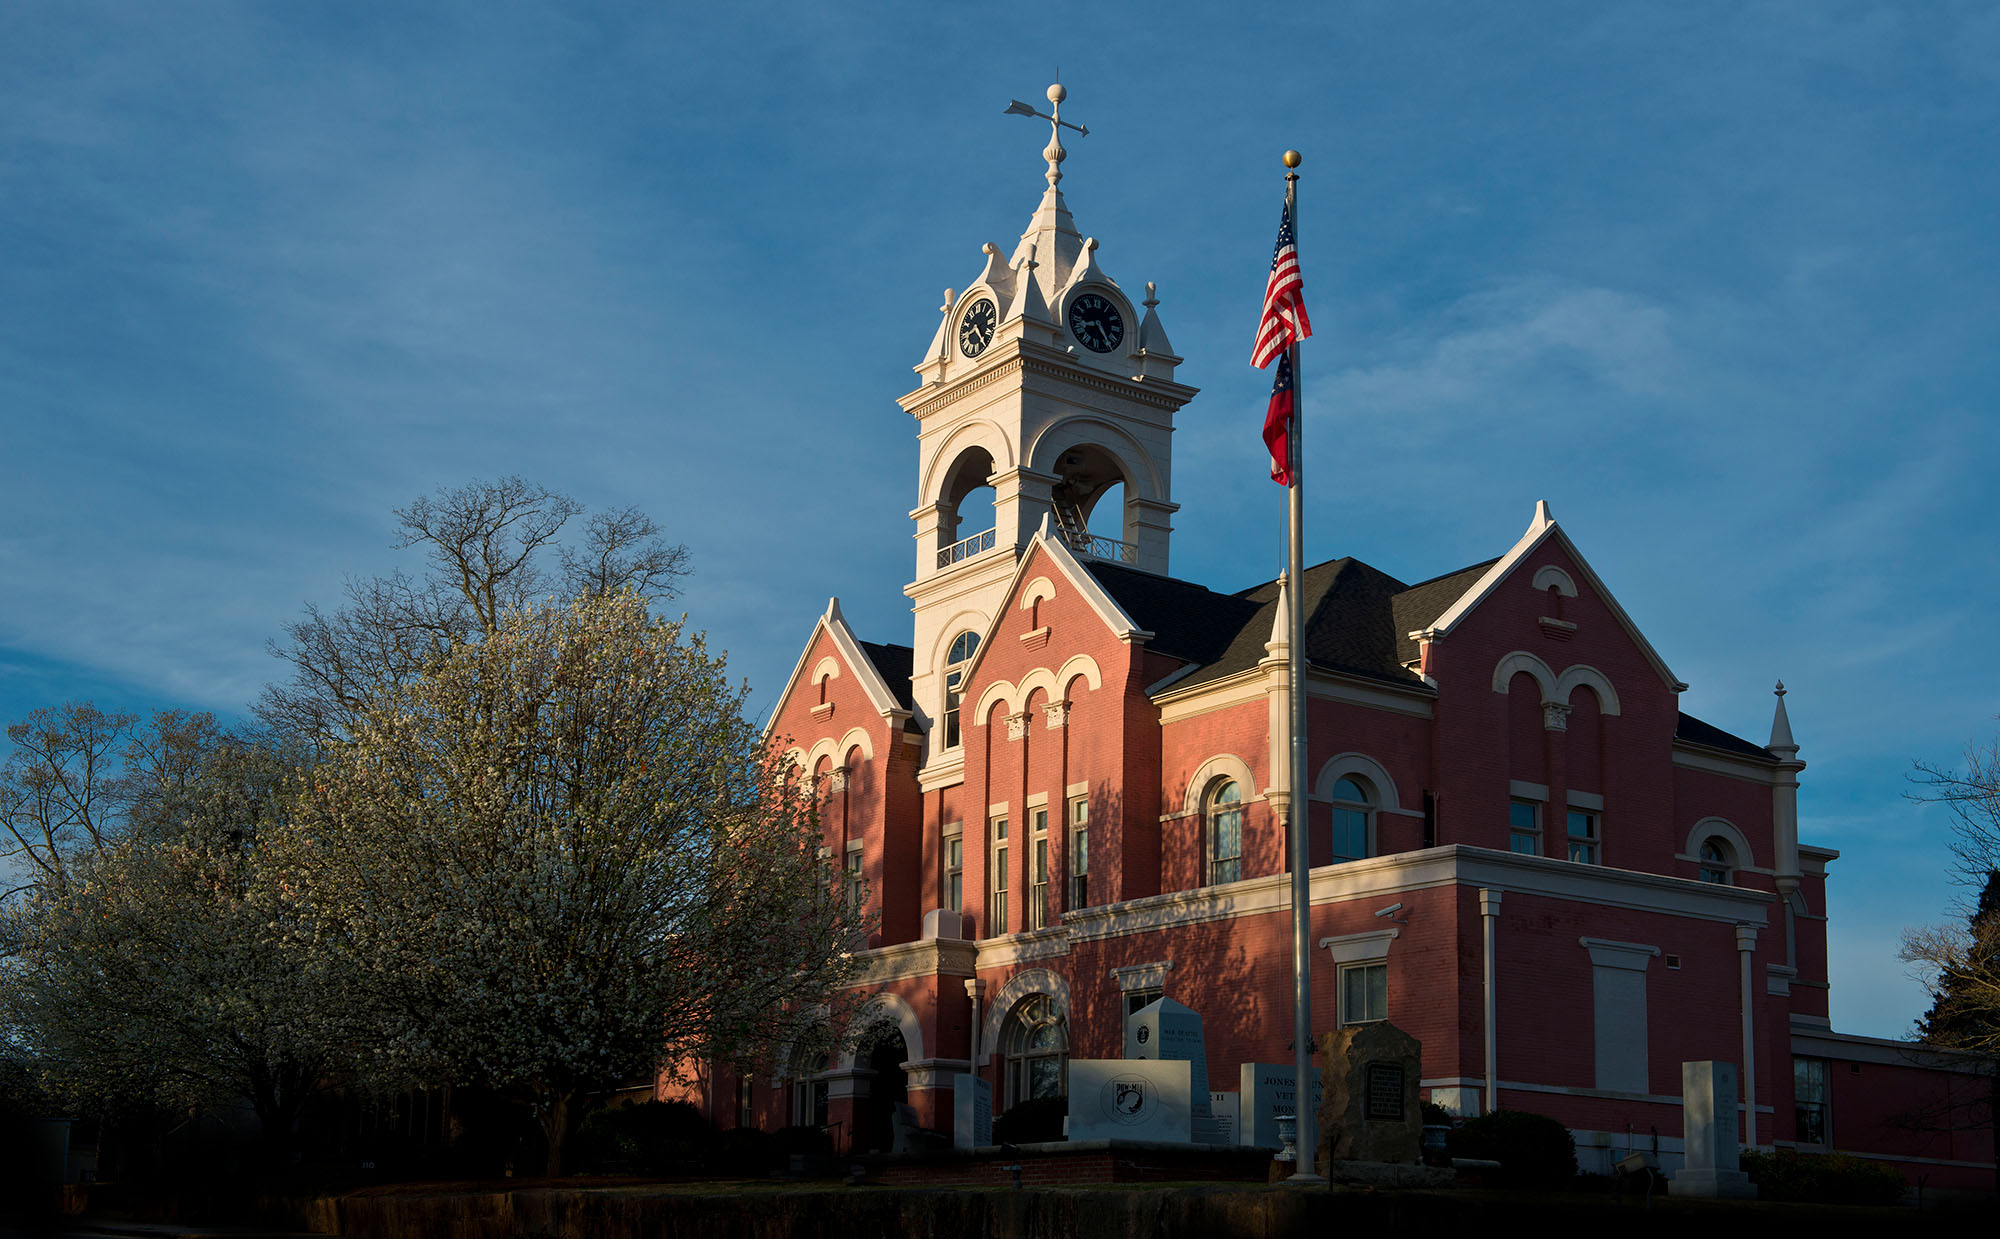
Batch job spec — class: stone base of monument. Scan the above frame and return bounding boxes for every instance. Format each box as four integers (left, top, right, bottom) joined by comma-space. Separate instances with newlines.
1668, 1168, 1758, 1199
867, 1140, 1275, 1188
1321, 1160, 1457, 1189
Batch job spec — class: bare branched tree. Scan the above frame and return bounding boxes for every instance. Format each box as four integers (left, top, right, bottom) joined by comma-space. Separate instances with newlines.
259, 477, 688, 750
1, 705, 225, 902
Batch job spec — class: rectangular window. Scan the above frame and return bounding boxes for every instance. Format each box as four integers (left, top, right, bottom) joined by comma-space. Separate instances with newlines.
1794, 1057, 1829, 1146
1068, 798, 1089, 910
1030, 808, 1050, 930
990, 816, 1010, 936
737, 1076, 755, 1130
843, 844, 864, 910
1567, 810, 1599, 864
1125, 986, 1163, 1016
943, 827, 963, 913
1340, 962, 1388, 1025
1509, 800, 1541, 855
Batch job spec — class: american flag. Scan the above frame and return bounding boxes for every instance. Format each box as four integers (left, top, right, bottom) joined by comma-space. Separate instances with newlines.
1263, 351, 1295, 485
1251, 201, 1312, 369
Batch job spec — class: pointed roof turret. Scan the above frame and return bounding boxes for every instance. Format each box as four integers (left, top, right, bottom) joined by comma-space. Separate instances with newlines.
1137, 282, 1177, 358
1768, 680, 1799, 756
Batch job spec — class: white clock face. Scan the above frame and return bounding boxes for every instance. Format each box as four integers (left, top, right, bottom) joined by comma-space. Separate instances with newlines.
958, 297, 998, 357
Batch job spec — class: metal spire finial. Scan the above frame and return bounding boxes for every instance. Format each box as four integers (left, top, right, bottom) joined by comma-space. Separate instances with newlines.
1003, 83, 1088, 188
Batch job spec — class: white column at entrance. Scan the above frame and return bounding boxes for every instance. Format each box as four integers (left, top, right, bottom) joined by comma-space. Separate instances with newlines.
1480, 887, 1503, 1114
1735, 923, 1759, 1150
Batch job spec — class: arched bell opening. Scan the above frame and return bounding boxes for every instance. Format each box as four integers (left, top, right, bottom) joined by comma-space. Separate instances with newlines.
936, 446, 997, 568
1050, 444, 1133, 564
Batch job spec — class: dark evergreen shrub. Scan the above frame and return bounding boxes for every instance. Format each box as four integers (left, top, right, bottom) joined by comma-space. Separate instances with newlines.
570, 1100, 711, 1174
770, 1124, 834, 1158
992, 1095, 1067, 1145
1443, 1108, 1577, 1187
1741, 1149, 1906, 1204
708, 1127, 773, 1177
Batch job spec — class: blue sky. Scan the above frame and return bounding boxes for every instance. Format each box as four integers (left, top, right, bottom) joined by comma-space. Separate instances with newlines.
4, 2, 1996, 1039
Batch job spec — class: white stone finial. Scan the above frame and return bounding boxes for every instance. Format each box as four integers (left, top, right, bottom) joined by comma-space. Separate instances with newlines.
1534, 499, 1555, 527
1768, 680, 1798, 753
1048, 83, 1066, 105
1144, 281, 1158, 307
941, 288, 956, 314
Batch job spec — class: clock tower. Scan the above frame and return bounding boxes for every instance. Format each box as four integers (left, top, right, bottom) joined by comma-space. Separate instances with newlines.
900, 84, 1199, 781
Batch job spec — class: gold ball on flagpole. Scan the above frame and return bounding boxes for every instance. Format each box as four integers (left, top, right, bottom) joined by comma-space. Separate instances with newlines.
1282, 149, 1302, 168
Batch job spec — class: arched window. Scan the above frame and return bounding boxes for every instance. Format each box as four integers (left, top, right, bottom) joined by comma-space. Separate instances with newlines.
1206, 780, 1244, 885
943, 631, 979, 749
1002, 993, 1067, 1105
791, 1050, 829, 1128
1329, 776, 1373, 864
1698, 838, 1733, 885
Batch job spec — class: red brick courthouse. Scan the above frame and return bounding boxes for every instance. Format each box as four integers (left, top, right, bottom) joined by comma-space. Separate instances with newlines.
668, 110, 1993, 1190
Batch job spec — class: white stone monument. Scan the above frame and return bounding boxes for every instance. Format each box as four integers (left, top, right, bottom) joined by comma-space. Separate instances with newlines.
1668, 1061, 1756, 1198
1208, 1091, 1240, 1145
1126, 997, 1219, 1141
1239, 1062, 1324, 1150
1067, 1059, 1193, 1143
952, 1072, 992, 1149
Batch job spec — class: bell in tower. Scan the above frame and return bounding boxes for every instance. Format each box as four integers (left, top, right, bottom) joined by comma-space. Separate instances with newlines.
899, 84, 1200, 771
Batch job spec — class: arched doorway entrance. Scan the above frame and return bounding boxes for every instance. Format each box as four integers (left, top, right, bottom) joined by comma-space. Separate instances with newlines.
861, 1028, 909, 1153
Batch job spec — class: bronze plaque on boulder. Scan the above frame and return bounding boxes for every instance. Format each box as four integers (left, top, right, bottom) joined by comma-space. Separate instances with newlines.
1315, 1021, 1423, 1171
1365, 1063, 1405, 1121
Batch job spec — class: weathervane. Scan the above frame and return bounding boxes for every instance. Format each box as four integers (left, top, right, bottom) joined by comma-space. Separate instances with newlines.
1004, 83, 1087, 188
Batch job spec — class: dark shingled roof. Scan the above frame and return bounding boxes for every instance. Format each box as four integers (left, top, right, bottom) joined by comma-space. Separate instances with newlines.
857, 640, 915, 711
1391, 559, 1500, 666
1083, 556, 1458, 693
1675, 712, 1774, 762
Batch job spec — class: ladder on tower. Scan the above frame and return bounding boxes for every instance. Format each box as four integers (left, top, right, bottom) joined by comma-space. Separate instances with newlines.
1049, 485, 1091, 554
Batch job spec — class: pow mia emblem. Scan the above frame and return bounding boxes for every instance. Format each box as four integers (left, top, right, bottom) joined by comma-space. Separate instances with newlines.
1136, 1026, 1150, 1045
1103, 1074, 1151, 1125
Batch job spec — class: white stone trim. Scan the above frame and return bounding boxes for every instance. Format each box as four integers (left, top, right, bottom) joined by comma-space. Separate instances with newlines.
1020, 575, 1058, 610
1684, 817, 1755, 872
1312, 752, 1403, 815
1672, 743, 1782, 785
811, 656, 841, 686
1790, 1027, 1992, 1073
975, 924, 1071, 969
1063, 844, 1771, 943
1026, 414, 1168, 505
1110, 960, 1174, 993
1416, 505, 1684, 693
763, 597, 913, 739
977, 966, 1072, 1062
841, 992, 928, 1071
1491, 649, 1558, 698
1510, 780, 1549, 802
1184, 753, 1257, 817
850, 937, 979, 985
1579, 937, 1660, 970
1555, 663, 1621, 716
1319, 928, 1399, 964
1531, 565, 1579, 597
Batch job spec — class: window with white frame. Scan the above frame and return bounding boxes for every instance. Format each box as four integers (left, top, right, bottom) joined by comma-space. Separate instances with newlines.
1030, 808, 1051, 930
1509, 800, 1541, 855
1567, 809, 1599, 864
1698, 837, 1733, 884
1328, 776, 1372, 864
843, 843, 864, 910
990, 814, 1010, 936
1067, 797, 1089, 910
1794, 1057, 1830, 1146
942, 631, 979, 749
792, 1051, 829, 1128
1001, 993, 1067, 1105
1206, 779, 1244, 885
942, 824, 963, 912
1340, 962, 1388, 1025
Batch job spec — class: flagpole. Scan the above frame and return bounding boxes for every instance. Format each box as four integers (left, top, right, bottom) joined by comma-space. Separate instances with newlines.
1282, 148, 1322, 1184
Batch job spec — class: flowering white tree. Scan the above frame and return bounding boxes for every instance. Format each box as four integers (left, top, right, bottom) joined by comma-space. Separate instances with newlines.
2, 740, 348, 1145
280, 592, 866, 1173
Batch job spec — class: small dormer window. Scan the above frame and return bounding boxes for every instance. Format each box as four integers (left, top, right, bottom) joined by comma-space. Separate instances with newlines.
943, 631, 980, 748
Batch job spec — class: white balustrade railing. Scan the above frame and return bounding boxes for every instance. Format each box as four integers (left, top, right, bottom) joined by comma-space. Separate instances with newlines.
937, 526, 997, 570
1069, 530, 1138, 564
